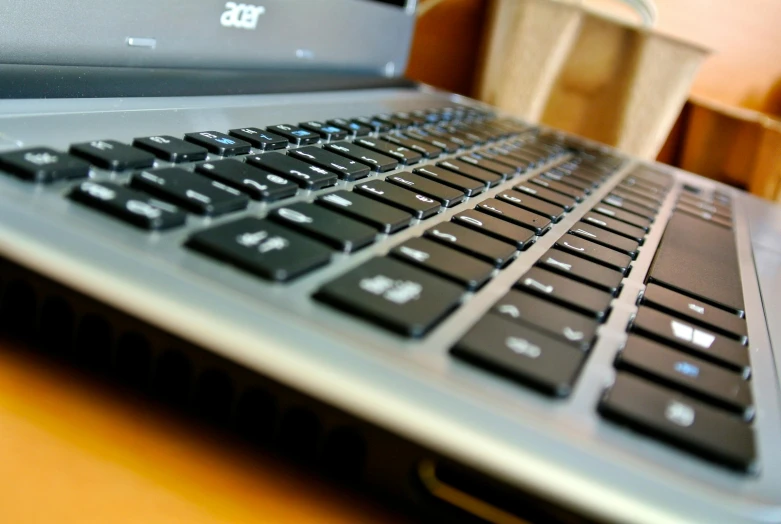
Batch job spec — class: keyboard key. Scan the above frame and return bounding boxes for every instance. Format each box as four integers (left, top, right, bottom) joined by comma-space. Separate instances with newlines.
69, 181, 186, 230
404, 129, 460, 154
354, 180, 441, 219
491, 291, 598, 349
317, 190, 412, 233
426, 127, 475, 148
437, 159, 503, 187
678, 194, 731, 216
615, 335, 754, 419
184, 131, 252, 156
324, 142, 398, 172
132, 136, 208, 163
381, 134, 443, 159
412, 166, 485, 197
630, 307, 749, 375
424, 222, 516, 267
228, 128, 288, 150
554, 236, 632, 274
326, 118, 372, 137
494, 191, 565, 223
385, 172, 465, 207
598, 373, 756, 472
648, 212, 744, 313
592, 203, 651, 231
187, 218, 331, 282
314, 256, 463, 337
0, 147, 90, 182
129, 168, 249, 216
195, 160, 297, 201
536, 249, 623, 295
353, 116, 392, 133
602, 194, 657, 221
476, 198, 552, 235
70, 140, 155, 170
452, 314, 586, 397
391, 237, 494, 290
289, 146, 370, 181
266, 124, 320, 146
541, 170, 594, 193
611, 188, 661, 212
569, 223, 640, 259
514, 184, 575, 211
516, 267, 613, 320
459, 155, 517, 177
269, 202, 376, 253
530, 177, 585, 201
581, 213, 646, 244
641, 283, 747, 343
453, 210, 535, 250
354, 137, 423, 165
298, 121, 348, 141
247, 153, 337, 190
676, 203, 733, 229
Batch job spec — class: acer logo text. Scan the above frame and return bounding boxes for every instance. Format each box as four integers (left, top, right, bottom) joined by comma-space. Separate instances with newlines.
221, 2, 265, 30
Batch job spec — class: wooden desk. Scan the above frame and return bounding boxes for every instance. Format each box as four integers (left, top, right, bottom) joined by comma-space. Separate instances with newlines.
0, 336, 401, 523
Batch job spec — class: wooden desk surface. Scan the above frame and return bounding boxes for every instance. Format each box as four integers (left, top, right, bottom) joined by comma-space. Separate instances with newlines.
0, 337, 401, 523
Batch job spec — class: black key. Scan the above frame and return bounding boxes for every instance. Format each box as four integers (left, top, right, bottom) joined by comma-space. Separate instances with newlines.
630, 307, 749, 375
195, 159, 297, 201
327, 118, 372, 137
375, 113, 415, 129
247, 153, 337, 190
0, 147, 90, 182
452, 314, 586, 397
554, 236, 632, 274
491, 291, 598, 349
314, 256, 463, 337
598, 373, 756, 472
184, 131, 251, 157
529, 177, 585, 202
627, 168, 673, 188
70, 140, 155, 170
412, 166, 485, 196
228, 128, 288, 150
354, 180, 441, 219
132, 135, 207, 163
569, 223, 640, 259
129, 168, 249, 216
391, 237, 494, 290
404, 129, 460, 153
324, 142, 398, 172
187, 218, 331, 282
381, 134, 443, 159
611, 188, 661, 212
642, 283, 747, 343
678, 194, 731, 216
426, 127, 475, 148
620, 178, 667, 201
436, 159, 502, 187
424, 222, 516, 267
495, 191, 565, 223
69, 181, 186, 230
516, 267, 613, 320
484, 148, 533, 172
514, 183, 575, 211
298, 121, 348, 141
581, 213, 646, 244
317, 190, 412, 233
385, 172, 465, 207
354, 137, 423, 165
353, 116, 392, 133
459, 155, 517, 177
592, 203, 651, 231
536, 249, 623, 295
541, 170, 594, 193
269, 202, 376, 253
616, 335, 754, 419
648, 212, 744, 313
453, 210, 535, 249
476, 198, 552, 235
676, 204, 733, 229
266, 124, 320, 146
602, 193, 657, 220
289, 146, 370, 181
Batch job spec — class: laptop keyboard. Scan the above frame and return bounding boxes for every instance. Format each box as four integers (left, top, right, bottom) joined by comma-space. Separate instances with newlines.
0, 104, 757, 474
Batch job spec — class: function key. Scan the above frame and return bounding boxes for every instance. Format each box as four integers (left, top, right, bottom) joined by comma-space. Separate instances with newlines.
298, 121, 349, 141
194, 160, 297, 202
390, 237, 494, 291
228, 128, 288, 151
69, 181, 186, 230
314, 256, 464, 337
354, 180, 441, 219
598, 373, 756, 472
132, 135, 207, 163
385, 172, 465, 207
0, 147, 90, 183
317, 190, 412, 234
354, 137, 423, 165
326, 118, 372, 137
247, 153, 337, 190
288, 146, 370, 181
266, 124, 320, 146
554, 236, 632, 274
536, 249, 623, 295
453, 210, 535, 250
424, 222, 516, 267
452, 313, 587, 397
129, 168, 249, 216
70, 140, 155, 170
324, 142, 398, 172
515, 267, 613, 320
184, 131, 252, 156
269, 202, 376, 253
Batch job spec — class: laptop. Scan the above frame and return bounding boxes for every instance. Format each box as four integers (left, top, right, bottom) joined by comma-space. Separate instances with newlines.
1, 1, 780, 522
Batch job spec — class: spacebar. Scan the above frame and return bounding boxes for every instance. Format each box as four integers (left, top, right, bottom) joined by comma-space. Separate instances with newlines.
648, 212, 744, 313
